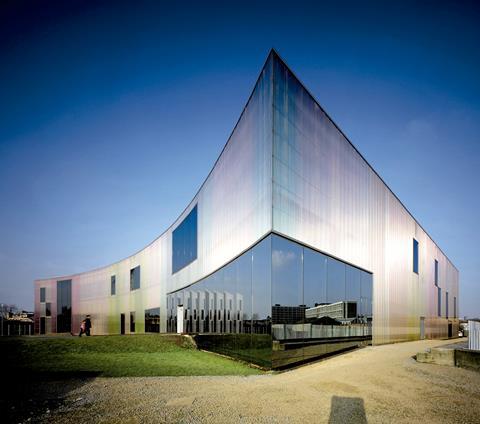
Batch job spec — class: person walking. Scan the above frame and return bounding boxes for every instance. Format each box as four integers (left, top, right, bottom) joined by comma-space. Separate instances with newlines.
85, 315, 92, 336
79, 319, 86, 337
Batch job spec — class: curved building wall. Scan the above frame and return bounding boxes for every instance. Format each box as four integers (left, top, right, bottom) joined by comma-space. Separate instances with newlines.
34, 54, 274, 336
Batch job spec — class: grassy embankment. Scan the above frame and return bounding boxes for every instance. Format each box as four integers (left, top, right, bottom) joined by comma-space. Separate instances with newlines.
1, 334, 262, 378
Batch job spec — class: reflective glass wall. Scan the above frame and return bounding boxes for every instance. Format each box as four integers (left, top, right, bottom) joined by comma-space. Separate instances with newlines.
167, 236, 272, 367
271, 235, 372, 367
145, 307, 160, 332
167, 233, 372, 368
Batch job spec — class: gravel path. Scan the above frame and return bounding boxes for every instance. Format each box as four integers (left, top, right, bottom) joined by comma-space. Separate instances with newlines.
28, 339, 480, 423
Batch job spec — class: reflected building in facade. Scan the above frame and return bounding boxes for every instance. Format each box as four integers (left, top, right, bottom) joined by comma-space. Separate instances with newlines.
34, 50, 459, 368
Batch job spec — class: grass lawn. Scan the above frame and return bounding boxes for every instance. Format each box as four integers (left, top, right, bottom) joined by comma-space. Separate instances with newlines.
1, 334, 262, 377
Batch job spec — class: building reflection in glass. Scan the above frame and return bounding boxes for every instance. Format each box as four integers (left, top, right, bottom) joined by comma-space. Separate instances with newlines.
167, 234, 372, 368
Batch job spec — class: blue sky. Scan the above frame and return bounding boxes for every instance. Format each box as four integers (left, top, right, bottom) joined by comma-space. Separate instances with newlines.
0, 0, 479, 317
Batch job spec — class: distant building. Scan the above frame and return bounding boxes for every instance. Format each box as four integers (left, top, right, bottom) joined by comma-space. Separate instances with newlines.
1, 309, 34, 336
34, 50, 459, 368
305, 302, 359, 324
272, 305, 307, 325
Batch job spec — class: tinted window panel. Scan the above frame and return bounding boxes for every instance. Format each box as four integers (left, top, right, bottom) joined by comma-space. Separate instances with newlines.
271, 235, 303, 366
446, 292, 449, 318
111, 275, 116, 295
438, 287, 442, 317
251, 236, 272, 368
303, 247, 327, 308
145, 307, 160, 332
360, 271, 373, 318
413, 239, 419, 274
40, 287, 46, 303
130, 266, 140, 291
252, 236, 271, 335
345, 265, 361, 303
326, 258, 345, 304
130, 312, 135, 332
271, 235, 303, 311
56, 279, 72, 333
172, 205, 198, 273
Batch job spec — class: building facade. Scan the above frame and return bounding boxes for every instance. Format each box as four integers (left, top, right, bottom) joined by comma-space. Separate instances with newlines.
34, 51, 459, 368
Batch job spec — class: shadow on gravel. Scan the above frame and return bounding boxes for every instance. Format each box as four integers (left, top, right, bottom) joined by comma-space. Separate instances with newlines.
328, 395, 367, 424
0, 370, 100, 423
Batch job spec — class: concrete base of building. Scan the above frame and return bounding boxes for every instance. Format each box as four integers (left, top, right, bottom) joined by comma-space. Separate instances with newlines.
416, 340, 480, 371
455, 348, 480, 371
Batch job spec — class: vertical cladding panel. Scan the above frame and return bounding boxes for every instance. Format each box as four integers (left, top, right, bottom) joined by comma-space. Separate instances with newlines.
271, 53, 458, 344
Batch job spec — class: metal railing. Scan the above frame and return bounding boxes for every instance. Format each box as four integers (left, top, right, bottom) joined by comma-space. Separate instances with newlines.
468, 320, 480, 350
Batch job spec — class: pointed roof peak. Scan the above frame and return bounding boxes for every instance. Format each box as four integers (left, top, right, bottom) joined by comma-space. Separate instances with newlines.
269, 47, 280, 56
267, 47, 291, 70
268, 47, 283, 62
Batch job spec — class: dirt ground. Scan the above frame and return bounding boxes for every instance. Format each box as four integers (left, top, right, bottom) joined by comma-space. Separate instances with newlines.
18, 339, 480, 423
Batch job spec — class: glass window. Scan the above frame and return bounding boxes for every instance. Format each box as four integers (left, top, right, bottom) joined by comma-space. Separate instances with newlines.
303, 247, 327, 309
223, 260, 237, 335
111, 275, 116, 295
271, 235, 303, 367
251, 235, 272, 368
345, 264, 361, 321
434, 260, 438, 286
326, 257, 345, 304
130, 266, 140, 291
40, 287, 46, 303
145, 307, 160, 332
446, 292, 449, 319
345, 265, 361, 303
172, 205, 198, 273
56, 279, 72, 333
413, 239, 419, 274
130, 312, 135, 332
252, 236, 272, 336
437, 287, 441, 317
272, 235, 303, 324
165, 235, 272, 367
165, 232, 374, 369
45, 302, 51, 317
166, 294, 173, 332
360, 271, 373, 318
196, 281, 207, 334
212, 268, 224, 334
454, 296, 457, 319
232, 248, 254, 360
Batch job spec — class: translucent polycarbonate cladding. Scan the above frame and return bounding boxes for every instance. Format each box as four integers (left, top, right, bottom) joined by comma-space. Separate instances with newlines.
271, 55, 459, 344
34, 51, 458, 345
34, 54, 274, 335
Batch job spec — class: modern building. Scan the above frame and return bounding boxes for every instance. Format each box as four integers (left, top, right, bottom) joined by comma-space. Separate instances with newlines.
34, 50, 459, 368
305, 301, 359, 323
1, 307, 34, 337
